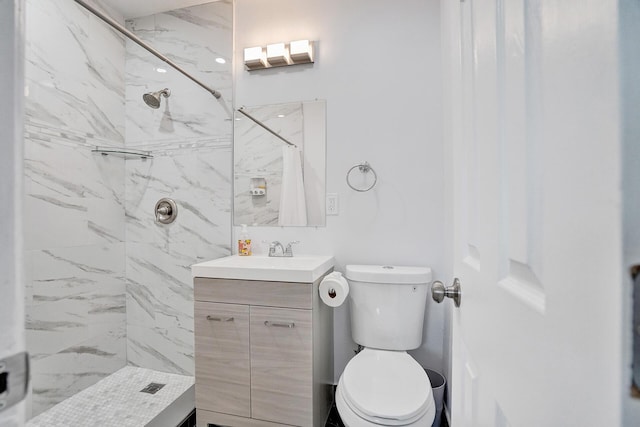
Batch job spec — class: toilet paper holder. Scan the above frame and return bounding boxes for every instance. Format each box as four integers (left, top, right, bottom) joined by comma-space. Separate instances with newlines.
319, 271, 350, 307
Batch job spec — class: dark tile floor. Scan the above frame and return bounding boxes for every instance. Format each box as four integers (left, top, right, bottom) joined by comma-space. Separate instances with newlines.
324, 403, 344, 427
179, 409, 197, 427
325, 402, 449, 427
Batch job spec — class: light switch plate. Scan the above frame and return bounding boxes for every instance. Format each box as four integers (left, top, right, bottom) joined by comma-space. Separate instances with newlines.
326, 193, 339, 215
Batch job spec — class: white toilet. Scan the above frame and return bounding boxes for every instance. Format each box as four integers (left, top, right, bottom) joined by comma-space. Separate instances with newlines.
336, 265, 436, 427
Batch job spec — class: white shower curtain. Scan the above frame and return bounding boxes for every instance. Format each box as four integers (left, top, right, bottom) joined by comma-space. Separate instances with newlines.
278, 146, 307, 226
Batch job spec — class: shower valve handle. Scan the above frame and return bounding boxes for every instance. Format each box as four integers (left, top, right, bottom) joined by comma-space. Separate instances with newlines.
155, 198, 178, 224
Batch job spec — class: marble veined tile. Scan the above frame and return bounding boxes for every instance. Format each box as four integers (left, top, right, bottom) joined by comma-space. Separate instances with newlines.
23, 194, 89, 250
25, 0, 125, 142
125, 240, 225, 376
29, 331, 126, 417
24, 0, 233, 415
83, 12, 126, 140
26, 286, 125, 362
24, 135, 125, 250
83, 0, 126, 24
125, 148, 232, 246
126, 322, 194, 376
28, 243, 125, 287
125, 1, 232, 146
26, 244, 125, 359
24, 134, 125, 201
124, 148, 231, 374
24, 114, 127, 415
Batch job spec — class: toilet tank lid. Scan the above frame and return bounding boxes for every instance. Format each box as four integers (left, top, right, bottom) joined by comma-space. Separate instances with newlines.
345, 265, 432, 284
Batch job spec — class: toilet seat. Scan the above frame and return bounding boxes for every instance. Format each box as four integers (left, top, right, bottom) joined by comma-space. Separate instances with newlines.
339, 348, 434, 425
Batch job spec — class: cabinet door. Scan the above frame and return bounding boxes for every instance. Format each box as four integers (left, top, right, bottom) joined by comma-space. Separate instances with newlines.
250, 306, 313, 426
195, 301, 250, 417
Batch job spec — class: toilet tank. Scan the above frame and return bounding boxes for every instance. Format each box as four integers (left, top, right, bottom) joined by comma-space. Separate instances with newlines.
345, 265, 432, 351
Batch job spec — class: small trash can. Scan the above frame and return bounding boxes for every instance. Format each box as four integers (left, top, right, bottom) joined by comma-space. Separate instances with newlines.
425, 369, 446, 427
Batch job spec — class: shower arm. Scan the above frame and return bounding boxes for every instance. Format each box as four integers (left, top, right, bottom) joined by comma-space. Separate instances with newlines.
237, 108, 297, 148
73, 0, 222, 100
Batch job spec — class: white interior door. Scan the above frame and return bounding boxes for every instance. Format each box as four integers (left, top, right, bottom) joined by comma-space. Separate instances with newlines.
443, 0, 624, 425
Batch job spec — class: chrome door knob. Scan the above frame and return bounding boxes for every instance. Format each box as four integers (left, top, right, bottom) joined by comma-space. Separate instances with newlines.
432, 278, 462, 307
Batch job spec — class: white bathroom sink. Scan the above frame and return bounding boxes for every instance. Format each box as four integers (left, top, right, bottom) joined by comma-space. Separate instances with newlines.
191, 254, 335, 283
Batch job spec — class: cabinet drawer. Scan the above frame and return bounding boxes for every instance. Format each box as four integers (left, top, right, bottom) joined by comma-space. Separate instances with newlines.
194, 302, 250, 417
250, 306, 313, 426
195, 278, 312, 309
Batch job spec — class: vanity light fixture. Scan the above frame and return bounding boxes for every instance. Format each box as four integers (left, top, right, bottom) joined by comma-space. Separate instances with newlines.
289, 39, 313, 64
266, 43, 290, 66
244, 40, 315, 71
243, 46, 267, 70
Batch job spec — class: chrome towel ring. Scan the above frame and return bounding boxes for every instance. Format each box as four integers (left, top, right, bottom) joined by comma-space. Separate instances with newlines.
346, 161, 377, 192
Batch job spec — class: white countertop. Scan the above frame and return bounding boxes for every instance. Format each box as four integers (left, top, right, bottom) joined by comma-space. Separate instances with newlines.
191, 254, 335, 283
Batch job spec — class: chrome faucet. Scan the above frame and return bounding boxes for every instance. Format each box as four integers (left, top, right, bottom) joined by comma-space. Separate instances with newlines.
268, 240, 300, 257
268, 241, 285, 257
284, 241, 299, 257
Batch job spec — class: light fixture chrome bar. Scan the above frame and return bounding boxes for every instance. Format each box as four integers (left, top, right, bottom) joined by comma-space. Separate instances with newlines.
237, 108, 296, 147
73, 0, 222, 99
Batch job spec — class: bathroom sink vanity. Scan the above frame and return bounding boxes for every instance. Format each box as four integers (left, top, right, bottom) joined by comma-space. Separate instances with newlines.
192, 255, 334, 427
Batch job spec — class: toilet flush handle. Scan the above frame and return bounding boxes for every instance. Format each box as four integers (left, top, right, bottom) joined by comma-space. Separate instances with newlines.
432, 278, 462, 308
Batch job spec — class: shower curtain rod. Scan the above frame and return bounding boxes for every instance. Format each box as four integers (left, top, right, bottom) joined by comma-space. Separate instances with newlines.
73, 0, 222, 99
237, 108, 297, 147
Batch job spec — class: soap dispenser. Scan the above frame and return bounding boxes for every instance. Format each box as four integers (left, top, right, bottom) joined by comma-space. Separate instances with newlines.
238, 224, 252, 256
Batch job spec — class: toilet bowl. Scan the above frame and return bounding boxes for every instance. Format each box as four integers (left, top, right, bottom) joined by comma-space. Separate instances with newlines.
336, 348, 435, 427
337, 265, 435, 427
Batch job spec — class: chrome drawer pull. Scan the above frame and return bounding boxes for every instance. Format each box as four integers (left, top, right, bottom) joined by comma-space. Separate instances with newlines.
264, 320, 295, 328
206, 315, 234, 322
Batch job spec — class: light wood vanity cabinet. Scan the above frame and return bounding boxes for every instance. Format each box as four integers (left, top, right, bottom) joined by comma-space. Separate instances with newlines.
194, 276, 333, 427
194, 301, 251, 417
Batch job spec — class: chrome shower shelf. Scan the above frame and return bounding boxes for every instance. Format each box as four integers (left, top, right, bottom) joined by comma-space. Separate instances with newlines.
92, 146, 153, 160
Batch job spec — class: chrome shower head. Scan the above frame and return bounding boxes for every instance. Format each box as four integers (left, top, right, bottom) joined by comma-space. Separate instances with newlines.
143, 88, 171, 109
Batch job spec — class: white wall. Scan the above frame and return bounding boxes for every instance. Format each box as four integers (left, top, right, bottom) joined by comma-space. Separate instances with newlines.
234, 0, 446, 380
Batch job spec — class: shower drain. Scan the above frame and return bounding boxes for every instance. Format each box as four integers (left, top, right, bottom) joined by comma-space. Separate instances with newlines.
140, 382, 166, 394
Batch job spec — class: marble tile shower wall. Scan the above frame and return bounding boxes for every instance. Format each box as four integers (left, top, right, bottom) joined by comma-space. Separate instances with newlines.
125, 1, 233, 147
25, 0, 126, 143
24, 0, 233, 417
24, 0, 127, 416
124, 2, 233, 375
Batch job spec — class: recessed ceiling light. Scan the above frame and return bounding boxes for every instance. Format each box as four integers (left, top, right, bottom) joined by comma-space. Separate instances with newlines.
277, 114, 285, 118
156, 68, 167, 73
215, 57, 226, 64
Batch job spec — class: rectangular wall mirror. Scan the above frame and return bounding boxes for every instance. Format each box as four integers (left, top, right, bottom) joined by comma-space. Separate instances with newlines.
233, 100, 326, 226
